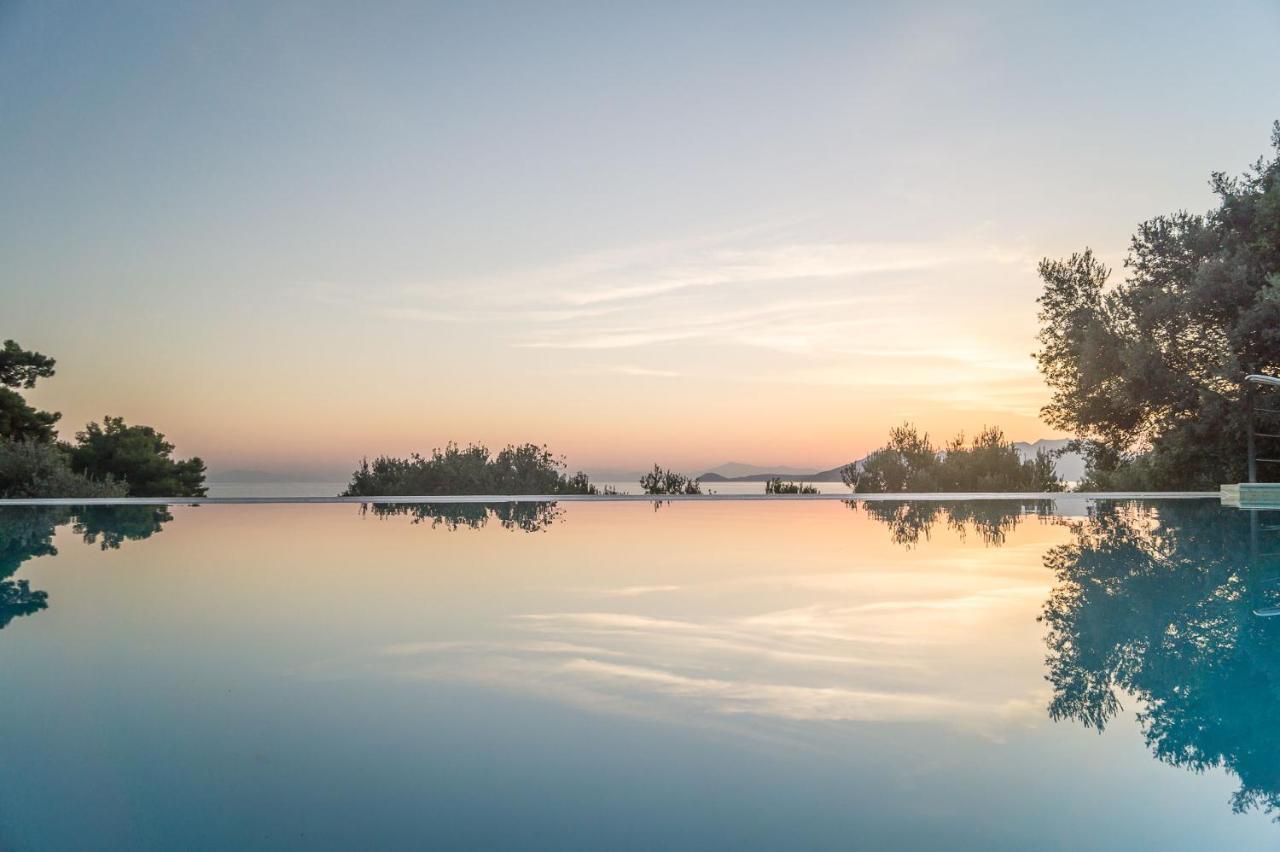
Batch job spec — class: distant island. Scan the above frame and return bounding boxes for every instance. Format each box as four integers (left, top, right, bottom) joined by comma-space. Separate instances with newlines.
699, 439, 1085, 484
699, 467, 845, 483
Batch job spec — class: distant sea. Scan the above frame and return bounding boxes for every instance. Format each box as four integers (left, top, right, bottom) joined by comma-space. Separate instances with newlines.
594, 480, 851, 496
204, 481, 350, 499
203, 479, 852, 498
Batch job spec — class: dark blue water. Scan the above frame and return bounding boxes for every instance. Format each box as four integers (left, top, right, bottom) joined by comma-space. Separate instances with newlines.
0, 499, 1276, 849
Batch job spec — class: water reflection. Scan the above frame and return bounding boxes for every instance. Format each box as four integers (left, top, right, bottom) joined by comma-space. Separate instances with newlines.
0, 507, 66, 628
1038, 501, 1280, 818
1, 501, 557, 631
359, 501, 562, 532
850, 499, 1054, 547
5, 498, 1278, 827
0, 505, 170, 630
74, 505, 173, 548
354, 500, 1058, 741
849, 498, 1280, 820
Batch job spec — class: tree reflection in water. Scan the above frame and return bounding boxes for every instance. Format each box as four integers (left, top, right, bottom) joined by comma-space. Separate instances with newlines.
0, 505, 171, 630
854, 497, 1280, 820
849, 498, 1054, 548
6, 497, 1278, 819
73, 505, 173, 549
359, 501, 562, 533
1039, 500, 1280, 818
1, 501, 554, 633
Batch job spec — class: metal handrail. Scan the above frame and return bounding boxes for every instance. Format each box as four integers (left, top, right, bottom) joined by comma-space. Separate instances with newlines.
1246, 374, 1280, 482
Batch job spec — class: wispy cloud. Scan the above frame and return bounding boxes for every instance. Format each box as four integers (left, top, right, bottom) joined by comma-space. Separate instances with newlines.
512, 293, 905, 351
549, 241, 993, 306
307, 230, 1031, 325
302, 228, 1042, 410
597, 584, 683, 597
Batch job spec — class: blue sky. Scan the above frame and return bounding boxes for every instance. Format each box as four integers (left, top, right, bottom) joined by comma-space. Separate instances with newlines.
3, 0, 1279, 474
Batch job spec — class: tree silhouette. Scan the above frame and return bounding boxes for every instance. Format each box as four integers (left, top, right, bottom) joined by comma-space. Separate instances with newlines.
1034, 123, 1280, 489
0, 339, 60, 444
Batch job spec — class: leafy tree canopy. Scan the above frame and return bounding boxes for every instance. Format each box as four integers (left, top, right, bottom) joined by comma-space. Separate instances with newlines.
0, 340, 206, 497
1035, 122, 1280, 488
69, 416, 207, 498
0, 340, 60, 443
0, 339, 56, 389
0, 389, 61, 444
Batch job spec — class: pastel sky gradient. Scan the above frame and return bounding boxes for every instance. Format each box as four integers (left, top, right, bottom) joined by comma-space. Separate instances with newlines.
4, 1, 1279, 475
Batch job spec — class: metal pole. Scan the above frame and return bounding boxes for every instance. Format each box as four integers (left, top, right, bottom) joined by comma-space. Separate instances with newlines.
1248, 382, 1258, 483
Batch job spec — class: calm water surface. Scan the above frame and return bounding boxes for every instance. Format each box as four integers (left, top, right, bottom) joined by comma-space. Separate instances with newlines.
1, 499, 1276, 849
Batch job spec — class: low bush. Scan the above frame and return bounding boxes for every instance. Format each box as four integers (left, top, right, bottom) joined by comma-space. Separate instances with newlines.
0, 439, 128, 499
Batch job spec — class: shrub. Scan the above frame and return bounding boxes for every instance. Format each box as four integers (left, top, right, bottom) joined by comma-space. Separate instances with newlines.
765, 478, 818, 494
343, 442, 599, 496
638, 465, 702, 495
0, 439, 128, 499
846, 422, 1063, 493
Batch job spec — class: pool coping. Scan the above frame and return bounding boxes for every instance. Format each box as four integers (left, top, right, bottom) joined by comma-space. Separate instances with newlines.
0, 491, 1224, 506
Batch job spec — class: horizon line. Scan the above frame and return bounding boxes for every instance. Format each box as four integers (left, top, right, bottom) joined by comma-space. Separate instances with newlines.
0, 491, 1222, 507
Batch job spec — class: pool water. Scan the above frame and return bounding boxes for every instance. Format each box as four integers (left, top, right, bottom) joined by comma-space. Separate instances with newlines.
1, 498, 1276, 849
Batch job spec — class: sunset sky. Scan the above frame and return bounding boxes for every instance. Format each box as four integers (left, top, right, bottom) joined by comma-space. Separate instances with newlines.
5, 1, 1280, 476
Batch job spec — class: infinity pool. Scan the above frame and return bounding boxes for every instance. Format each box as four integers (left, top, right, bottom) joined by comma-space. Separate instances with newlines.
1, 499, 1276, 849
